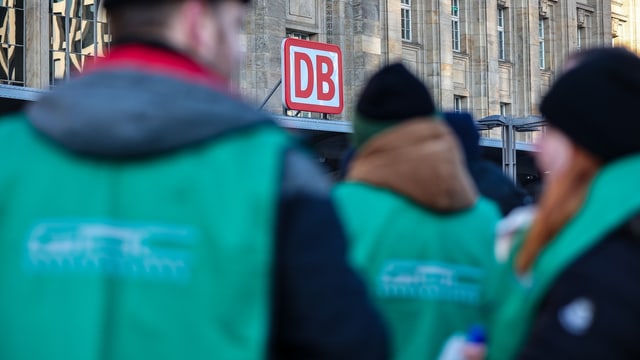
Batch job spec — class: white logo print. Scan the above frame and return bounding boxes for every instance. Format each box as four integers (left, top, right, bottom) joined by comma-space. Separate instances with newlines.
558, 297, 595, 335
27, 220, 198, 282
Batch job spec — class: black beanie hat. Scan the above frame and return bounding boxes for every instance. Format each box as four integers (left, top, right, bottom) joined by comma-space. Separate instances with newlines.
540, 47, 640, 163
356, 63, 436, 121
444, 111, 481, 162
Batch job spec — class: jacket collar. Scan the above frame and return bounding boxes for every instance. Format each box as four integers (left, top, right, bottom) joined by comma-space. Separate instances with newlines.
85, 41, 229, 91
27, 42, 271, 159
347, 118, 478, 212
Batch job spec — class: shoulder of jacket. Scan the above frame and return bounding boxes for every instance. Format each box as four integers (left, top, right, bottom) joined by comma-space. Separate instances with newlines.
495, 205, 536, 262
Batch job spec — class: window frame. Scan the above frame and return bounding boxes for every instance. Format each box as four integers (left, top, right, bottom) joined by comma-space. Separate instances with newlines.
498, 7, 506, 60
577, 26, 582, 51
0, 2, 26, 86
50, 0, 110, 85
287, 31, 310, 40
452, 0, 461, 52
538, 18, 546, 70
454, 95, 464, 113
500, 102, 510, 117
401, 0, 412, 42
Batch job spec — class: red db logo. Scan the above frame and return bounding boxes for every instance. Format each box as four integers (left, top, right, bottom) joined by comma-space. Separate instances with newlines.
282, 38, 344, 114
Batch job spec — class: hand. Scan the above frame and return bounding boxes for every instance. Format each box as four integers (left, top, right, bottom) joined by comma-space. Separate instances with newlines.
463, 343, 486, 360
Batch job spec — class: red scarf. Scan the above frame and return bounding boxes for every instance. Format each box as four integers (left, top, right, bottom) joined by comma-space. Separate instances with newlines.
84, 44, 229, 91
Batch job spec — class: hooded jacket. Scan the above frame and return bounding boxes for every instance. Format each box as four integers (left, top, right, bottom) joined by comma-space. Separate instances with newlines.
443, 112, 531, 216
0, 43, 387, 360
487, 154, 640, 360
333, 118, 501, 360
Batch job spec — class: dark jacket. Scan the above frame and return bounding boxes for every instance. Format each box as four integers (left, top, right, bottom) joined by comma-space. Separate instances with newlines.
518, 214, 640, 359
20, 43, 388, 359
444, 112, 531, 215
334, 119, 501, 360
486, 153, 640, 360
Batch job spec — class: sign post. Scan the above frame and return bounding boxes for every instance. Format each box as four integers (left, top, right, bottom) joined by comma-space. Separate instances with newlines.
282, 38, 344, 114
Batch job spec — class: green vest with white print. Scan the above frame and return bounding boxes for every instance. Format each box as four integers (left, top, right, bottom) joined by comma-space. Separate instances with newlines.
0, 113, 290, 360
333, 182, 501, 360
486, 154, 640, 360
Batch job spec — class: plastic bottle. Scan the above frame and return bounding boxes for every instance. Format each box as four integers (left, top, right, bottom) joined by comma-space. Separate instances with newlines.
437, 325, 486, 360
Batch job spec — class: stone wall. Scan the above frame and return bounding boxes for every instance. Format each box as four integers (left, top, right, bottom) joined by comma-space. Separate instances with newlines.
237, 0, 636, 124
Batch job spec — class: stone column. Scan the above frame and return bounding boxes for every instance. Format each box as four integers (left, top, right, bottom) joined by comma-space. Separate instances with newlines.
593, 0, 612, 47
330, 0, 382, 118
25, 1, 49, 89
509, 0, 540, 117
384, 0, 403, 64
552, 0, 577, 70
468, 0, 497, 118
624, 0, 640, 52
240, 0, 287, 113
422, 0, 453, 109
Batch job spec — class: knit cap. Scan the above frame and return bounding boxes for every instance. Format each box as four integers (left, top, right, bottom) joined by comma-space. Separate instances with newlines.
540, 47, 640, 163
353, 63, 437, 148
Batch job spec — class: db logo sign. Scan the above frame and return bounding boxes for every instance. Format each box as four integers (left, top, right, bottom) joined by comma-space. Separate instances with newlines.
282, 38, 344, 114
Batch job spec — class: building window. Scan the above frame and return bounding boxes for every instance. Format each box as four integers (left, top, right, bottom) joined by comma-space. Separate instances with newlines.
500, 102, 510, 117
498, 7, 506, 60
454, 95, 465, 113
0, 1, 25, 86
577, 26, 583, 51
452, 0, 461, 52
287, 31, 310, 40
50, 0, 111, 85
617, 22, 624, 42
612, 20, 624, 47
538, 18, 546, 69
401, 0, 412, 42
285, 30, 315, 117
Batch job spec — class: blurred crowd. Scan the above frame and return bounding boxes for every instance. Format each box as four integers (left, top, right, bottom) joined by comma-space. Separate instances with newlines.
1, 0, 639, 359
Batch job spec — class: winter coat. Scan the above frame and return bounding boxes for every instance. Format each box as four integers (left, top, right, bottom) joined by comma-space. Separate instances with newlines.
334, 118, 501, 360
444, 112, 531, 215
486, 153, 640, 360
0, 43, 388, 360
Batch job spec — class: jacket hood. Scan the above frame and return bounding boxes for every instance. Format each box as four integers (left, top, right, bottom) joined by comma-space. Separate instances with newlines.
443, 111, 481, 162
346, 118, 478, 212
27, 69, 271, 158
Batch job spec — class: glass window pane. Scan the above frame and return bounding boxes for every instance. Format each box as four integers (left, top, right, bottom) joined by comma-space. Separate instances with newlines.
0, 1, 24, 85
51, 15, 66, 50
83, 2, 95, 21
51, 0, 66, 15
81, 20, 95, 55
51, 50, 65, 83
69, 18, 83, 53
50, 0, 110, 84
69, 0, 82, 19
452, 20, 460, 51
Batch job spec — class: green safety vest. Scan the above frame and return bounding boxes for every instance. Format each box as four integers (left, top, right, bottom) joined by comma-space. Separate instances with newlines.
487, 153, 640, 360
0, 114, 291, 359
333, 182, 501, 360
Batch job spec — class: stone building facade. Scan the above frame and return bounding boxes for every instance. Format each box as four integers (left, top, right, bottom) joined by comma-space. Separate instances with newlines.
0, 0, 637, 144
241, 0, 640, 142
0, 0, 109, 89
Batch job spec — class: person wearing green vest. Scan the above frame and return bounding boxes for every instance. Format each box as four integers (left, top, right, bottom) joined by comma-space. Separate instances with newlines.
332, 63, 502, 360
0, 0, 389, 359
486, 48, 640, 359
